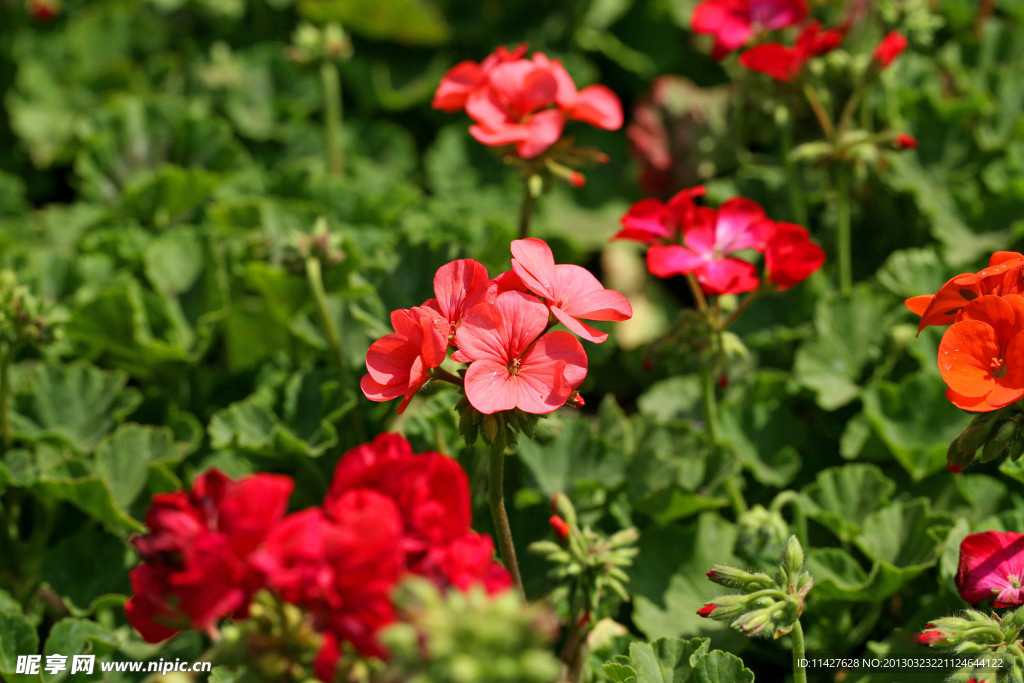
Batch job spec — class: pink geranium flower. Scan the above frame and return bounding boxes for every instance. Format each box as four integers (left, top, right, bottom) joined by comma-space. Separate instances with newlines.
510, 238, 633, 343
432, 44, 527, 112
957, 530, 1024, 607
613, 186, 707, 245
360, 306, 448, 413
534, 53, 624, 130
692, 0, 808, 59
646, 197, 772, 295
454, 291, 587, 414
465, 59, 565, 159
423, 258, 492, 338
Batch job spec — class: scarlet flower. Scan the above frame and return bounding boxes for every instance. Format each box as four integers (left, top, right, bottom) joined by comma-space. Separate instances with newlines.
697, 603, 717, 617
360, 305, 448, 413
739, 21, 844, 82
613, 186, 707, 244
895, 133, 918, 150
423, 258, 493, 338
415, 533, 513, 595
905, 251, 1024, 333
510, 238, 633, 343
534, 53, 624, 130
956, 530, 1024, 607
692, 0, 808, 59
873, 30, 908, 68
454, 290, 588, 414
432, 44, 527, 112
464, 58, 565, 159
549, 515, 570, 541
125, 470, 293, 643
646, 197, 772, 295
763, 221, 825, 290
916, 628, 949, 646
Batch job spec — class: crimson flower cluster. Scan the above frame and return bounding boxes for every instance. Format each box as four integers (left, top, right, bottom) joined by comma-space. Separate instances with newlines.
614, 186, 824, 295
432, 45, 623, 159
125, 434, 510, 680
906, 252, 1024, 412
360, 238, 632, 416
692, 0, 908, 83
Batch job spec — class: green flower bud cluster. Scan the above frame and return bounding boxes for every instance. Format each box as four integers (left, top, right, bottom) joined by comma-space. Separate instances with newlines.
288, 23, 353, 65
735, 504, 790, 566
288, 217, 345, 270
0, 270, 62, 349
918, 607, 1024, 682
699, 535, 812, 639
217, 590, 323, 683
529, 493, 639, 622
947, 406, 1024, 472
380, 578, 561, 683
456, 396, 539, 451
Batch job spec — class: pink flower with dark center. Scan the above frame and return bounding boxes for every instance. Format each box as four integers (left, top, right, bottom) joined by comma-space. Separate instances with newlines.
454, 291, 587, 414
692, 0, 809, 59
957, 530, 1024, 607
646, 197, 772, 295
360, 306, 448, 413
432, 44, 528, 112
613, 186, 707, 245
465, 59, 565, 159
510, 238, 633, 343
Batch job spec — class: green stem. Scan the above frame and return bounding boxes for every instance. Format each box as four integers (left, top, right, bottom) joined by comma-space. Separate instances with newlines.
779, 107, 809, 227
835, 163, 853, 295
0, 343, 10, 453
431, 366, 464, 387
305, 257, 345, 368
791, 619, 807, 683
320, 61, 345, 177
803, 83, 835, 141
685, 273, 710, 316
489, 450, 524, 599
720, 286, 768, 330
769, 491, 808, 549
519, 176, 538, 240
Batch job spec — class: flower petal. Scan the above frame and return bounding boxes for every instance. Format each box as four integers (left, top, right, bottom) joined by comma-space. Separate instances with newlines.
464, 359, 519, 414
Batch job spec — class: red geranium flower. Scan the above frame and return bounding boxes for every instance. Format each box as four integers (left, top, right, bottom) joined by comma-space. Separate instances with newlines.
423, 258, 493, 338
646, 197, 772, 295
763, 221, 825, 290
873, 30, 908, 68
125, 470, 293, 643
613, 186, 707, 244
360, 305, 448, 413
432, 44, 527, 112
454, 290, 588, 414
956, 530, 1024, 607
938, 294, 1024, 411
895, 133, 918, 150
535, 53, 624, 130
510, 238, 633, 343
739, 21, 844, 82
692, 0, 808, 59
905, 251, 1024, 333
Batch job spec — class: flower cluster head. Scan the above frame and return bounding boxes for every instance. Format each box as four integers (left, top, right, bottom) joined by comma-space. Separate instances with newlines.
906, 252, 1024, 412
916, 604, 1022, 682
361, 239, 632, 425
691, 0, 808, 59
433, 45, 623, 160
126, 434, 511, 681
698, 536, 812, 639
738, 20, 844, 82
615, 186, 824, 296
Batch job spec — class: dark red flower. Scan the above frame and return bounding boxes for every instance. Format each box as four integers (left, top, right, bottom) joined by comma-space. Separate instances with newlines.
957, 530, 1024, 607
27, 0, 60, 21
873, 31, 908, 68
125, 470, 293, 643
415, 533, 513, 595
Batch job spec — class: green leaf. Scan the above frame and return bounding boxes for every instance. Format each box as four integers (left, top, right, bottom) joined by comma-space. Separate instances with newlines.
692, 650, 755, 683
297, 0, 451, 45
860, 372, 966, 480
805, 548, 873, 601
603, 660, 639, 683
855, 499, 946, 572
629, 638, 710, 683
95, 423, 189, 511
793, 288, 896, 410
143, 227, 204, 295
800, 464, 897, 542
0, 610, 39, 677
40, 531, 131, 613
11, 363, 142, 453
42, 619, 119, 683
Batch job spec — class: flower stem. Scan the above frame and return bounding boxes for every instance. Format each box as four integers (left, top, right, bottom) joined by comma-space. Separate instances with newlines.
320, 61, 345, 178
779, 106, 808, 227
305, 257, 345, 368
835, 163, 853, 295
686, 273, 710, 316
791, 619, 808, 683
720, 286, 768, 330
803, 84, 835, 141
489, 449, 524, 599
519, 175, 538, 240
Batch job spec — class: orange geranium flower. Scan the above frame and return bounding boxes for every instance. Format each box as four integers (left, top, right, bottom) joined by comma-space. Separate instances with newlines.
906, 251, 1024, 333
938, 294, 1024, 411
